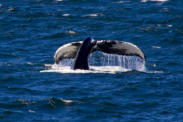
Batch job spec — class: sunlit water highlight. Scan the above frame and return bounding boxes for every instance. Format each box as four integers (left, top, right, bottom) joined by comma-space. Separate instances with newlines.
141, 0, 168, 2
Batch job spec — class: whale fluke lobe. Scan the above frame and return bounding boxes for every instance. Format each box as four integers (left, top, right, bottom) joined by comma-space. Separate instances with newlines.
54, 37, 145, 70
94, 40, 145, 60
54, 41, 82, 64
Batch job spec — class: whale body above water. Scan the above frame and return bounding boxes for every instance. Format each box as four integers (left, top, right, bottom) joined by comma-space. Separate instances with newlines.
54, 37, 145, 70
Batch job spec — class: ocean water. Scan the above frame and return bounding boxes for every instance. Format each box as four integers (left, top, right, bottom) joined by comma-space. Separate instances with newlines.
0, 0, 183, 121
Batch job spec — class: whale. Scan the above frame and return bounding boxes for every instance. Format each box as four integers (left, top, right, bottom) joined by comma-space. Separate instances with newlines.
54, 37, 145, 70
73, 37, 96, 70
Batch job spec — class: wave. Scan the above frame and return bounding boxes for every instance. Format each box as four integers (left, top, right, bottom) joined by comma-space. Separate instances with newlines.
141, 0, 168, 2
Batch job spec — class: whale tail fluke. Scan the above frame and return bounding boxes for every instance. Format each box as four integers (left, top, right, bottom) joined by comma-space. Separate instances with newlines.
54, 37, 145, 69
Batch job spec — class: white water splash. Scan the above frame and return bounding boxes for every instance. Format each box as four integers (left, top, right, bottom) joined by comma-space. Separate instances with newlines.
92, 53, 145, 71
41, 53, 147, 74
41, 65, 130, 74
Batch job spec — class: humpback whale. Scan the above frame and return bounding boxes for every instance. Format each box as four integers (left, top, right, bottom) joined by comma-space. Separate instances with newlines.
54, 37, 145, 70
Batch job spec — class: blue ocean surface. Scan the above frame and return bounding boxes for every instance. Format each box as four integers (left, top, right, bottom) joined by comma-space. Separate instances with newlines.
0, 0, 183, 121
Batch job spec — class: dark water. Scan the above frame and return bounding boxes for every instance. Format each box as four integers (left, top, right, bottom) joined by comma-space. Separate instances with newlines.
0, 0, 183, 121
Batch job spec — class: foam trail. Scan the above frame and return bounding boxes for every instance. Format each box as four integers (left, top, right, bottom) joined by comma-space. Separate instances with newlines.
41, 65, 130, 74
